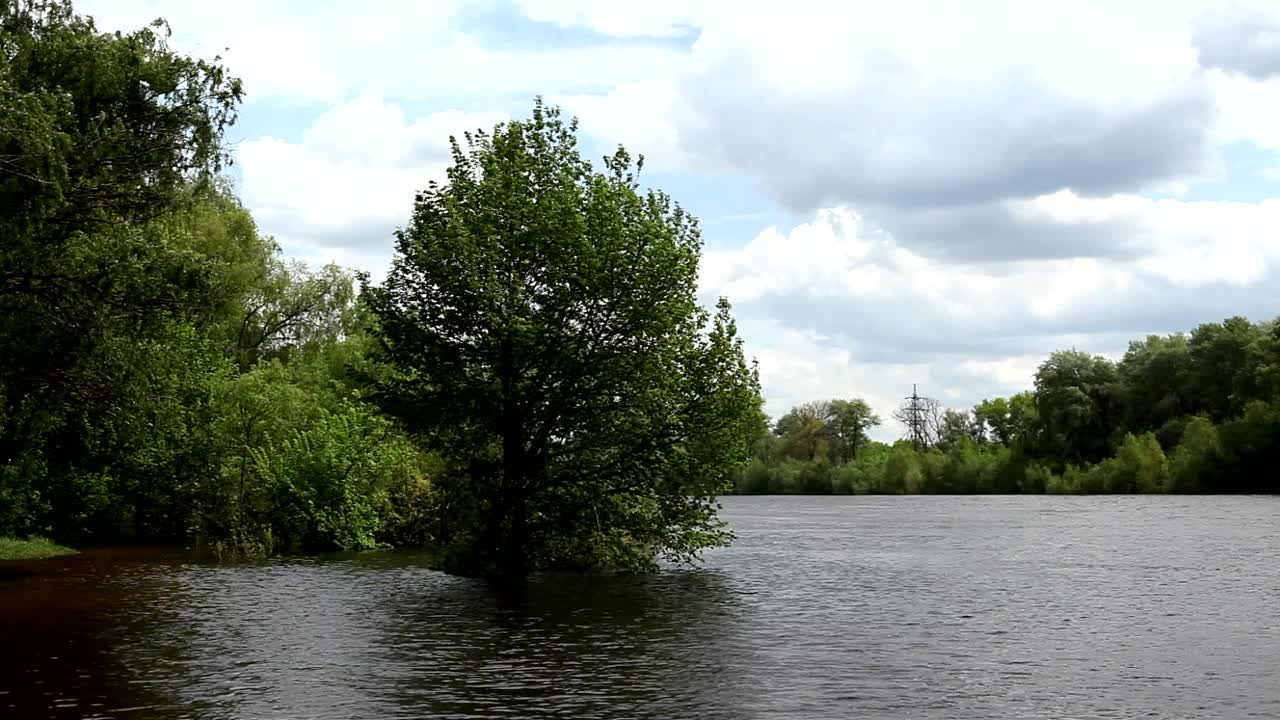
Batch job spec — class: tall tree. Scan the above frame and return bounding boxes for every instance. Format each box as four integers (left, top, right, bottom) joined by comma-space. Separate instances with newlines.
363, 101, 763, 578
973, 391, 1038, 448
937, 408, 983, 449
1116, 333, 1192, 445
1186, 317, 1267, 421
1033, 350, 1121, 465
773, 401, 831, 461
0, 0, 241, 538
771, 398, 879, 462
827, 398, 881, 461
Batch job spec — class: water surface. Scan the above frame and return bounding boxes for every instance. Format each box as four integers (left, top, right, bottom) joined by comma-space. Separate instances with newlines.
2, 495, 1278, 719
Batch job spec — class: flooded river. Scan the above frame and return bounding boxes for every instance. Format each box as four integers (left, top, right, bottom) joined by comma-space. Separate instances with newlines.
2, 495, 1278, 719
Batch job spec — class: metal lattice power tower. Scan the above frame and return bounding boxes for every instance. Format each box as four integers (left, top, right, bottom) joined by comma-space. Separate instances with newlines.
903, 383, 930, 450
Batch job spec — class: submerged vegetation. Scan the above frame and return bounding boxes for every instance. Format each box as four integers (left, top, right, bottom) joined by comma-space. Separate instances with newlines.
363, 105, 763, 577
0, 1, 762, 576
736, 317, 1280, 495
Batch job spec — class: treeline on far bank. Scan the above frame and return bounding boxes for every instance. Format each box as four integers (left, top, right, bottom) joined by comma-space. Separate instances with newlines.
734, 317, 1280, 495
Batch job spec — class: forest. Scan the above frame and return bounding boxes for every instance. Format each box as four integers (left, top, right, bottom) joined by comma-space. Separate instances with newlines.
1, 2, 1276, 576
735, 322, 1280, 495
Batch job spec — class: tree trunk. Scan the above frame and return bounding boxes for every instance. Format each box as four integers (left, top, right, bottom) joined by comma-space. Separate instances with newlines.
496, 333, 528, 578
500, 421, 528, 577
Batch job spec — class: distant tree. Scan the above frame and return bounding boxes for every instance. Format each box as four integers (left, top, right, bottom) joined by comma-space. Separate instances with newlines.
1116, 333, 1192, 441
773, 401, 828, 439
1258, 319, 1280, 402
772, 398, 879, 462
778, 412, 830, 461
828, 398, 881, 461
973, 397, 1011, 444
937, 408, 984, 449
1186, 317, 1267, 421
363, 101, 763, 578
1033, 350, 1121, 465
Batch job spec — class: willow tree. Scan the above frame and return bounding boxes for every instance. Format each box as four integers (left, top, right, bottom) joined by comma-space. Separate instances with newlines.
364, 101, 763, 578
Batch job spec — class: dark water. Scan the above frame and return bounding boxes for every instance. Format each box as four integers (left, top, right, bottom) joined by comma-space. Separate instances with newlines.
3, 496, 1280, 719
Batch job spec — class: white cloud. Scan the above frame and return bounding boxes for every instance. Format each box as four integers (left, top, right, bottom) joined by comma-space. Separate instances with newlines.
1207, 70, 1280, 151
512, 0, 717, 37
74, 0, 686, 105
1193, 8, 1280, 80
702, 198, 1280, 434
68, 0, 1280, 447
677, 8, 1220, 213
552, 82, 693, 173
74, 0, 457, 104
547, 2, 1280, 210
234, 97, 507, 281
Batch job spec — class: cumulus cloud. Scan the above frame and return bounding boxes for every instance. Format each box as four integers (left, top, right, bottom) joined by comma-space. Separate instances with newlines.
1194, 10, 1280, 80
677, 57, 1216, 212
1206, 71, 1280, 151
552, 82, 694, 173
541, 1, 1280, 262
235, 97, 507, 274
74, 0, 686, 105
72, 0, 1280, 443
701, 199, 1280, 428
857, 197, 1152, 262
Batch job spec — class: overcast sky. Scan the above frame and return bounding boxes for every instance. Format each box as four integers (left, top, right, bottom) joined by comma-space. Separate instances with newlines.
78, 0, 1280, 440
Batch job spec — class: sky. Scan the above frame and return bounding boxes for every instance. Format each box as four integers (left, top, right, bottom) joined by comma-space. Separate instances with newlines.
76, 0, 1280, 441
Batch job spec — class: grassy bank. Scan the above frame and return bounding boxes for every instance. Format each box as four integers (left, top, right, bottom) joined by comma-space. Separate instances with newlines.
0, 537, 78, 561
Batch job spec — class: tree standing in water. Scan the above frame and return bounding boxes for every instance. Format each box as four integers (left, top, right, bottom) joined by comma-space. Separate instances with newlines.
363, 100, 764, 578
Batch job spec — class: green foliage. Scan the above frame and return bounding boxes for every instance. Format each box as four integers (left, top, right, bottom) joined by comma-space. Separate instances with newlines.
1117, 333, 1192, 444
0, 0, 241, 241
1165, 416, 1219, 493
734, 438, 1043, 496
741, 309, 1280, 497
973, 392, 1039, 449
0, 4, 242, 478
1187, 317, 1268, 421
1048, 433, 1167, 494
249, 402, 425, 553
937, 410, 983, 450
191, 350, 433, 559
0, 0, 419, 556
1214, 401, 1280, 493
364, 100, 763, 577
1033, 350, 1122, 465
0, 535, 76, 560
770, 398, 880, 463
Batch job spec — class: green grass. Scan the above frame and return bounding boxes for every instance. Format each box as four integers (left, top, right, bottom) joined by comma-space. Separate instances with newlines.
0, 536, 78, 561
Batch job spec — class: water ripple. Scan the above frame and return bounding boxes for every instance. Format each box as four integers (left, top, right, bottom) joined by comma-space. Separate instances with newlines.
2, 495, 1279, 718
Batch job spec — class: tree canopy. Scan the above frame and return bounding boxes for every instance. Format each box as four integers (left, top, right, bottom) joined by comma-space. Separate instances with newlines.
363, 101, 763, 577
0, 0, 428, 556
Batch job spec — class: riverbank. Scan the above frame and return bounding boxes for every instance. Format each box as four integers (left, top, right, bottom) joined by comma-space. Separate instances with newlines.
0, 537, 78, 561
